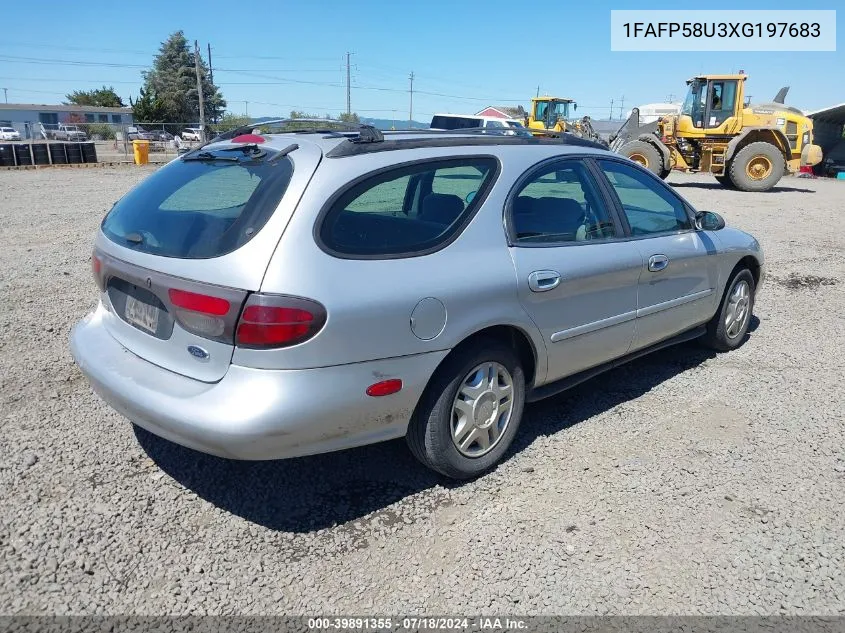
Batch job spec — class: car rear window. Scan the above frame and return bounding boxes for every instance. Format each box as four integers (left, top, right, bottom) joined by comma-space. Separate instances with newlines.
318, 157, 498, 258
101, 145, 293, 259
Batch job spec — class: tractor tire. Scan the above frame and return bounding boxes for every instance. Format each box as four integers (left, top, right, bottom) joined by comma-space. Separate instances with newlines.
619, 140, 662, 176
715, 174, 736, 189
728, 142, 785, 192
658, 167, 672, 180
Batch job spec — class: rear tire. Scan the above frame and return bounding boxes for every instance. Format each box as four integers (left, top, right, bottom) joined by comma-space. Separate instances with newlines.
406, 339, 525, 480
619, 140, 662, 176
701, 268, 755, 352
728, 142, 785, 192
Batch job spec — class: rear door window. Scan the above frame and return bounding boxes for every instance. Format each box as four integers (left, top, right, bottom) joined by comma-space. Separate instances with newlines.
101, 146, 293, 258
319, 158, 498, 258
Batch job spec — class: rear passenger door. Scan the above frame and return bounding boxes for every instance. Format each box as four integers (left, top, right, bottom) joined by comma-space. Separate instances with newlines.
507, 157, 642, 383
595, 158, 720, 350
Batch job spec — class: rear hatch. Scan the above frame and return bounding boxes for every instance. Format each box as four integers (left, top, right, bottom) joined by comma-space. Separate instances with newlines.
92, 138, 322, 382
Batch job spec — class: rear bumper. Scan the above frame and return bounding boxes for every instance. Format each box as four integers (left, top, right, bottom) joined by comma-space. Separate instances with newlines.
70, 304, 448, 460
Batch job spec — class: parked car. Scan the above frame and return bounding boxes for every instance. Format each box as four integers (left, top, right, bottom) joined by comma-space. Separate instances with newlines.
181, 127, 202, 141
148, 130, 174, 142
70, 124, 764, 479
50, 125, 87, 141
430, 113, 525, 133
125, 126, 156, 141
0, 127, 21, 141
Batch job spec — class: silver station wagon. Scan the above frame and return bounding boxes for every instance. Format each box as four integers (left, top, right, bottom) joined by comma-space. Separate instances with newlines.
71, 122, 764, 479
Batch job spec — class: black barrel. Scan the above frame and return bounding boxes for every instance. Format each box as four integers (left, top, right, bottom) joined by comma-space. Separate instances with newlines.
31, 144, 49, 165
0, 144, 14, 167
81, 141, 97, 163
48, 143, 67, 164
65, 142, 83, 164
14, 144, 33, 166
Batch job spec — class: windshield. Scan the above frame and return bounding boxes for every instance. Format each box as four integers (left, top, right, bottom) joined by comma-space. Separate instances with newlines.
682, 80, 706, 125
550, 101, 571, 119
101, 146, 294, 258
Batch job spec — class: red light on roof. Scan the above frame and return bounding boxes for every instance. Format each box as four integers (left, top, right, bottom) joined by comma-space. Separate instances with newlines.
231, 133, 265, 144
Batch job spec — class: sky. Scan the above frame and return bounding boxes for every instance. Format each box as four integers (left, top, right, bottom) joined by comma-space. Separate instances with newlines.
0, 0, 841, 124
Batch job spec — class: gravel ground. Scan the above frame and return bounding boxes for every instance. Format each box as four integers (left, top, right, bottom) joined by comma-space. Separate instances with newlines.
1, 167, 844, 616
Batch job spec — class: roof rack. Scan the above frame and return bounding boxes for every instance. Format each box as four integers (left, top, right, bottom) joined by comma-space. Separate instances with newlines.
325, 128, 608, 158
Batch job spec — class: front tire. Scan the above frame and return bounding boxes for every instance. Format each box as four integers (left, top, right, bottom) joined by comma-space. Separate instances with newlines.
619, 140, 662, 176
728, 142, 785, 192
407, 339, 525, 479
701, 268, 755, 352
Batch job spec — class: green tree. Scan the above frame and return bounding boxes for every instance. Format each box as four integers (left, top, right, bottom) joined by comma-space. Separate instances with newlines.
136, 31, 225, 125
130, 87, 167, 123
213, 112, 252, 134
338, 112, 360, 124
65, 86, 125, 108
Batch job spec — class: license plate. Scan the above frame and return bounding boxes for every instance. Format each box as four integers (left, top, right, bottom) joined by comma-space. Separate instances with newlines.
125, 295, 159, 334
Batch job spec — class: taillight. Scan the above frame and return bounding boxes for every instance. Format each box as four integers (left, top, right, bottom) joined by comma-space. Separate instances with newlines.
168, 288, 231, 338
236, 294, 327, 348
169, 289, 230, 315
91, 252, 104, 291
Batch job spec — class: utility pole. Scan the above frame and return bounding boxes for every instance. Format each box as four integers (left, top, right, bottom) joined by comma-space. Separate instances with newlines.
2, 88, 6, 104
207, 43, 214, 86
345, 52, 352, 116
609, 99, 614, 121
536, 85, 540, 98
619, 95, 625, 120
194, 40, 206, 142
207, 43, 216, 123
408, 71, 414, 127
245, 101, 249, 117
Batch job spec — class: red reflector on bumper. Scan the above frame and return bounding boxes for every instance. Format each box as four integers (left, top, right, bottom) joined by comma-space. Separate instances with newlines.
366, 379, 402, 397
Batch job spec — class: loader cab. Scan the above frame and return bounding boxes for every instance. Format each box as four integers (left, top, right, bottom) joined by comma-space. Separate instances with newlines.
681, 75, 744, 133
530, 97, 576, 130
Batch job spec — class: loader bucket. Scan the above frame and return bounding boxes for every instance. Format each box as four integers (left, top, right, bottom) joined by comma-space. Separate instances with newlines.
608, 107, 659, 152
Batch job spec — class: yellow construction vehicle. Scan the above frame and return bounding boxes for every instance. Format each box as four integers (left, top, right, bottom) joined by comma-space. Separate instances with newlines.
519, 96, 606, 145
609, 72, 823, 192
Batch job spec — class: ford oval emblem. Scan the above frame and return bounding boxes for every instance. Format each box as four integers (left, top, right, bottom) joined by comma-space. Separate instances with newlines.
187, 345, 210, 361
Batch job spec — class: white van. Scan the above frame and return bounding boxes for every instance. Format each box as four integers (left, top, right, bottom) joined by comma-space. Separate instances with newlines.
430, 113, 525, 131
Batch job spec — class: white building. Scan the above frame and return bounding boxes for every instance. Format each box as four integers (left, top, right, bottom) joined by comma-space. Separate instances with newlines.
626, 102, 682, 124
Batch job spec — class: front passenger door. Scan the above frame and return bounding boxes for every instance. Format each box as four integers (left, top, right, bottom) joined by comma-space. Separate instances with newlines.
596, 158, 720, 351
507, 158, 642, 383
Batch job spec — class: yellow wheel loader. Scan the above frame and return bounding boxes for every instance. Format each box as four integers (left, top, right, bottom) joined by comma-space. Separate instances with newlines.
519, 96, 607, 146
609, 73, 823, 192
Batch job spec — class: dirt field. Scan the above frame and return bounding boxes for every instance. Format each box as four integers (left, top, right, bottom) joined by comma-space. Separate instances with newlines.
0, 166, 843, 615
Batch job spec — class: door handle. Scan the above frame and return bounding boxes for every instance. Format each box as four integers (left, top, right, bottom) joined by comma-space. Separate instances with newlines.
648, 254, 669, 272
528, 270, 561, 292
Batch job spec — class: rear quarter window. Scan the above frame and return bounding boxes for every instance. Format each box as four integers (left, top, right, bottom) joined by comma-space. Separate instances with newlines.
318, 157, 499, 259
101, 147, 293, 259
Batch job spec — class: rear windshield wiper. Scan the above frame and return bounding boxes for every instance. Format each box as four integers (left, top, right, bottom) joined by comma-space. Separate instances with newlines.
182, 151, 240, 162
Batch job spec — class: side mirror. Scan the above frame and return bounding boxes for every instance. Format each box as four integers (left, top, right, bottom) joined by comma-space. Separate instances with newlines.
695, 210, 725, 231
573, 103, 578, 112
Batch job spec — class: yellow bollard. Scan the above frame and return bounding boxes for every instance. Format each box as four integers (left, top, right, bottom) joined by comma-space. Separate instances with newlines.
132, 139, 150, 165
